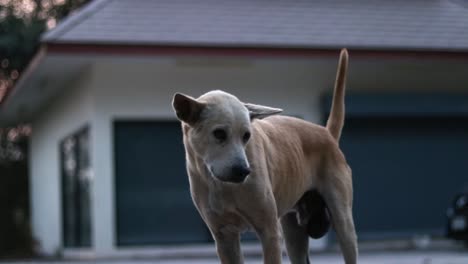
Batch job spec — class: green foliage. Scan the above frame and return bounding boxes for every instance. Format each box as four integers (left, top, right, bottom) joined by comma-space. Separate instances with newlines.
0, 0, 90, 102
0, 0, 90, 258
0, 126, 33, 258
0, 11, 43, 70
0, 145, 33, 258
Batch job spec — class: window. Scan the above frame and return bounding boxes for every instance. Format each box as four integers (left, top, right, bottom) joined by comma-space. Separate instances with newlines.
60, 127, 92, 248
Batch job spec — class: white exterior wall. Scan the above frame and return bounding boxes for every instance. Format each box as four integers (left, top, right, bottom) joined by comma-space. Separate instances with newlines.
92, 57, 335, 120
30, 68, 94, 255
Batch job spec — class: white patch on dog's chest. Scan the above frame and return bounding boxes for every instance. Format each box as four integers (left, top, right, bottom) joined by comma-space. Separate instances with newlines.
208, 189, 236, 214
207, 190, 251, 233
208, 192, 225, 214
208, 189, 249, 218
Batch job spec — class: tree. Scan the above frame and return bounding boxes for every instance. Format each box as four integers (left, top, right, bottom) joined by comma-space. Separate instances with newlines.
0, 126, 32, 258
0, 0, 90, 258
0, 0, 90, 102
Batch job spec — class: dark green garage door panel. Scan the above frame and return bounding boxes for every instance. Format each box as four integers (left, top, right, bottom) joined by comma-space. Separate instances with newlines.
114, 121, 209, 245
341, 117, 468, 238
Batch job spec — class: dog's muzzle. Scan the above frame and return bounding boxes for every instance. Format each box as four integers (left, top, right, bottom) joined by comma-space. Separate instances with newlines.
209, 164, 251, 183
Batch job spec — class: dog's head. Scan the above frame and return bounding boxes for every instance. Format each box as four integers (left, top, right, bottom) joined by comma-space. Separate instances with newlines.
172, 90, 282, 183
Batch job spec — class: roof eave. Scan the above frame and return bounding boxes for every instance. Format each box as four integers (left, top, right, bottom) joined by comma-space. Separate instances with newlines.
43, 42, 468, 59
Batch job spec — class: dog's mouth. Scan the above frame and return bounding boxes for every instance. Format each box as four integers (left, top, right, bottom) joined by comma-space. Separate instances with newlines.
217, 175, 249, 184
208, 167, 249, 184
224, 174, 249, 183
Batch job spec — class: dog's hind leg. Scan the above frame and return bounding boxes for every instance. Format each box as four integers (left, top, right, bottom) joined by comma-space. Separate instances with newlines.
281, 212, 310, 264
321, 169, 358, 264
327, 204, 357, 264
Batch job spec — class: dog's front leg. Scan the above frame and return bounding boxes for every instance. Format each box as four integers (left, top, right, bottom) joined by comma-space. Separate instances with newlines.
212, 229, 244, 264
253, 218, 283, 264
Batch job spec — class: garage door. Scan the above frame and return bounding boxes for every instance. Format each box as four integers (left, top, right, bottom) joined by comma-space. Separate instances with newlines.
340, 116, 468, 238
114, 121, 210, 245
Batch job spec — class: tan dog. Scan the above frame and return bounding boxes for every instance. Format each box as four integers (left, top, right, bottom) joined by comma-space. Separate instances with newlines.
172, 49, 357, 264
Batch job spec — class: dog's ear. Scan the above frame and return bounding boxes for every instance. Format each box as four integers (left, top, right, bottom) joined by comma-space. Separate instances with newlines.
172, 93, 205, 125
244, 103, 283, 119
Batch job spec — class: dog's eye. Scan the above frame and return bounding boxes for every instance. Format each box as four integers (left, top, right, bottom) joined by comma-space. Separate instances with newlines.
243, 132, 251, 142
213, 129, 227, 142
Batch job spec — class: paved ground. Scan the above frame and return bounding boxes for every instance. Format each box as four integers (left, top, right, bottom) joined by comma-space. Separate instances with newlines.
4, 239, 468, 264
5, 250, 468, 264
159, 251, 467, 264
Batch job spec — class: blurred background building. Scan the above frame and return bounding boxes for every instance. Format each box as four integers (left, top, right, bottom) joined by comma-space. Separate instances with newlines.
0, 0, 467, 257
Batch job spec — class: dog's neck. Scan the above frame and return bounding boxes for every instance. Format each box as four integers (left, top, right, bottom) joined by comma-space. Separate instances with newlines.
183, 137, 213, 185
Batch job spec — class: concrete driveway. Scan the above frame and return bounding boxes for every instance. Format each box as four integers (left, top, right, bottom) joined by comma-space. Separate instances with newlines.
6, 250, 468, 264
4, 239, 468, 264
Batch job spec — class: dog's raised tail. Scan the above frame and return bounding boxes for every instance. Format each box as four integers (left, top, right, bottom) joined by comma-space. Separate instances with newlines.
326, 48, 348, 141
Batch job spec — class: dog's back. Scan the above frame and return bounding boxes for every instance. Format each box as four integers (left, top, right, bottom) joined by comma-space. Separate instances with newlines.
248, 115, 345, 216
247, 48, 349, 221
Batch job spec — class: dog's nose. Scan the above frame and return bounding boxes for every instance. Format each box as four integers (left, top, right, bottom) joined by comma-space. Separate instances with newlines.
230, 165, 251, 183
233, 165, 250, 177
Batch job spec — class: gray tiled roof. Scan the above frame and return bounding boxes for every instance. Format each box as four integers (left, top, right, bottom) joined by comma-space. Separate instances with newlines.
43, 0, 468, 51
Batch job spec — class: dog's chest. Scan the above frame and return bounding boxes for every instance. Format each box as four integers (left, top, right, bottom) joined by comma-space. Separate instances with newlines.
208, 188, 236, 214
206, 189, 251, 229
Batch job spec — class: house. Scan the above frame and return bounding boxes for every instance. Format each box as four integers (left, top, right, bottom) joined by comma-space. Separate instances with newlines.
1, 0, 468, 256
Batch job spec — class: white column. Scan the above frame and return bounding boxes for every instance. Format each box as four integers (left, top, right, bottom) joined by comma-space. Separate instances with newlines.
91, 115, 116, 255
30, 125, 62, 255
